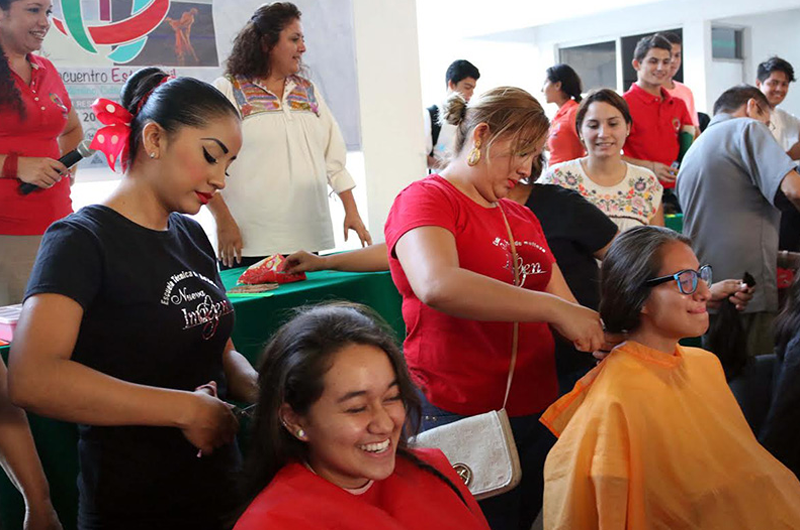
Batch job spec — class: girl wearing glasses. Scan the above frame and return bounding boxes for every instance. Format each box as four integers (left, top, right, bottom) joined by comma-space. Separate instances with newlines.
540, 226, 800, 529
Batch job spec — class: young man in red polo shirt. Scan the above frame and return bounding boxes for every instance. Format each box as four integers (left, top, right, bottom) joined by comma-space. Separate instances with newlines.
623, 34, 695, 206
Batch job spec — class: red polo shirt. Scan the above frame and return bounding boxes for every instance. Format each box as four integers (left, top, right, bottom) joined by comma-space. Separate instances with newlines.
623, 83, 692, 189
548, 99, 585, 165
0, 54, 73, 235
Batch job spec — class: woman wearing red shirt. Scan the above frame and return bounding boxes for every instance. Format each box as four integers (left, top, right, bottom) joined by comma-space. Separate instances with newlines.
384, 87, 605, 530
235, 304, 490, 530
0, 0, 82, 305
542, 64, 584, 165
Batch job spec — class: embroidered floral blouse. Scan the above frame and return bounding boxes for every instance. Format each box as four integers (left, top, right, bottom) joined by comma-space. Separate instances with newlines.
538, 159, 663, 232
213, 75, 355, 256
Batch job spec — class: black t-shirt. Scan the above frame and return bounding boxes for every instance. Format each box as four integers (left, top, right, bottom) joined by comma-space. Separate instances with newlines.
526, 184, 617, 376
26, 205, 241, 530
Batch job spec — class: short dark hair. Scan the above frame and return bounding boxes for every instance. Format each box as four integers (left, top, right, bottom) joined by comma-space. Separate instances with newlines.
633, 34, 673, 63
575, 88, 632, 134
545, 64, 583, 103
757, 56, 796, 83
600, 226, 692, 333
655, 31, 681, 46
120, 68, 240, 169
225, 2, 303, 79
712, 84, 769, 115
445, 59, 480, 86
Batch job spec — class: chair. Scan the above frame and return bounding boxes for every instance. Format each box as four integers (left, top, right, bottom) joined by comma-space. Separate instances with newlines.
728, 353, 776, 434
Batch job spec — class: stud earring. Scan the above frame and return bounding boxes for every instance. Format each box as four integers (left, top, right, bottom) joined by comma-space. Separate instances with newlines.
467, 141, 482, 166
296, 429, 306, 439
149, 152, 155, 159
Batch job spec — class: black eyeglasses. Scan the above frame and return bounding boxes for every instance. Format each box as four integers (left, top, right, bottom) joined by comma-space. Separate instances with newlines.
645, 265, 712, 295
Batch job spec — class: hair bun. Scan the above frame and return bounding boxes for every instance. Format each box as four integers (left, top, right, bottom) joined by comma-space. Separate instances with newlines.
441, 92, 468, 127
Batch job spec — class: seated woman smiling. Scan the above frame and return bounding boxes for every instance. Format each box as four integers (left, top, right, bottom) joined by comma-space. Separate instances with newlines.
540, 226, 800, 530
234, 303, 489, 530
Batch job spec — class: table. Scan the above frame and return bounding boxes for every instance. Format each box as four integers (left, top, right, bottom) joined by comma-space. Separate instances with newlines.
0, 269, 403, 530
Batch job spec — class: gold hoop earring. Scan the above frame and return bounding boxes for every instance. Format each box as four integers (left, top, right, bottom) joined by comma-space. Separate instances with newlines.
467, 144, 481, 166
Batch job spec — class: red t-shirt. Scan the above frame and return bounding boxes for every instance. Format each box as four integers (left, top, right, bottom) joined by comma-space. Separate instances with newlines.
547, 99, 584, 165
234, 449, 490, 530
384, 175, 557, 417
622, 83, 692, 189
0, 54, 72, 235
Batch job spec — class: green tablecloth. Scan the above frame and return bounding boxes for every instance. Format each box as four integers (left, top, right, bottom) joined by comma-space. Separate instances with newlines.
219, 269, 404, 364
0, 269, 402, 530
665, 213, 683, 233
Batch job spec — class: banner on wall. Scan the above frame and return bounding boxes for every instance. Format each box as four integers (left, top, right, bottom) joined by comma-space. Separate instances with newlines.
43, 0, 220, 168
40, 0, 361, 170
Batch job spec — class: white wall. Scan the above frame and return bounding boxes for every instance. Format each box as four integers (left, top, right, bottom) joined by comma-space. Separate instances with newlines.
353, 0, 426, 242
718, 8, 800, 116
416, 0, 800, 122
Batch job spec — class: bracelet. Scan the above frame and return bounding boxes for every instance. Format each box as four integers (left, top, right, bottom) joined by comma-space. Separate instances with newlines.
2, 152, 19, 180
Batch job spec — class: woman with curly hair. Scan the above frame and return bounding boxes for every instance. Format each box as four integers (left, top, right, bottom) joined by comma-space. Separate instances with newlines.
210, 2, 371, 269
538, 88, 664, 232
0, 0, 83, 305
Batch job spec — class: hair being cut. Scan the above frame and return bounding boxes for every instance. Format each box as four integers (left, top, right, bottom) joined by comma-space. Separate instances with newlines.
600, 226, 692, 333
442, 86, 549, 164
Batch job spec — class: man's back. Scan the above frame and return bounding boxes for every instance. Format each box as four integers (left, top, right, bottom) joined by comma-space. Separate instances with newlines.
676, 113, 794, 313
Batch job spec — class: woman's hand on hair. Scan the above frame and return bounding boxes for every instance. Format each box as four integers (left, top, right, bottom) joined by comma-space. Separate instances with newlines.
592, 331, 627, 362
180, 389, 239, 456
16, 157, 68, 189
551, 302, 606, 353
215, 215, 244, 268
708, 280, 755, 311
282, 250, 325, 274
343, 212, 372, 248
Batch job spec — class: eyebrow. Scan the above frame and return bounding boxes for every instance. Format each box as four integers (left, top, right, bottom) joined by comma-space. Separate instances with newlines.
336, 380, 399, 404
201, 137, 228, 154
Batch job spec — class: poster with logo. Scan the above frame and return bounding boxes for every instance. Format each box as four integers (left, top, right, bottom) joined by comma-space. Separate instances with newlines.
38, 0, 360, 171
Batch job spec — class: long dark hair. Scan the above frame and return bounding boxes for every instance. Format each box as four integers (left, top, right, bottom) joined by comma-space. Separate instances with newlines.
225, 2, 302, 79
775, 273, 800, 361
600, 226, 692, 333
0, 0, 26, 117
545, 64, 583, 103
239, 303, 467, 514
119, 67, 239, 169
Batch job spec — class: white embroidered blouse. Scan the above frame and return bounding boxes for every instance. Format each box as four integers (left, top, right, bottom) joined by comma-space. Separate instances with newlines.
213, 74, 355, 256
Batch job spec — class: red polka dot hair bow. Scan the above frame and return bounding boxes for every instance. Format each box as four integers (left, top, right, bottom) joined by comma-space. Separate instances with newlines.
89, 98, 133, 173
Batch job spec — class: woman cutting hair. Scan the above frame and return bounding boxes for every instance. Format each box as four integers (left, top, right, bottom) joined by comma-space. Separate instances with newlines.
9, 68, 258, 530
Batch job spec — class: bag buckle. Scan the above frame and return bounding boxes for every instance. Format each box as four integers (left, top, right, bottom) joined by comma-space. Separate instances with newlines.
452, 463, 473, 486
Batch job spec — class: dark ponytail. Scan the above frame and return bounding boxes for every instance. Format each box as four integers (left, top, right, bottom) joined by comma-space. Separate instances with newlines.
546, 64, 583, 103
0, 0, 26, 118
119, 67, 239, 168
